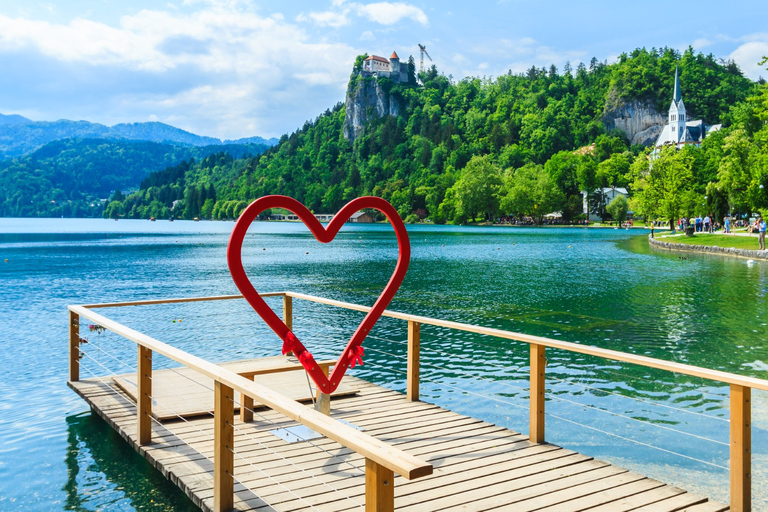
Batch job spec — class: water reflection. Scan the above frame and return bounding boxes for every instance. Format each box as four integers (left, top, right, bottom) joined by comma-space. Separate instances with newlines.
64, 413, 197, 511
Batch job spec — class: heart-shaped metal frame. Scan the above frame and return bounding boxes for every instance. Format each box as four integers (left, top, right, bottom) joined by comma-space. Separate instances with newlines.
227, 195, 410, 394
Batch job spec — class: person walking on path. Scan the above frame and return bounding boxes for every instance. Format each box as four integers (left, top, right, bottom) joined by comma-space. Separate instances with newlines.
704, 215, 711, 233
759, 217, 767, 251
724, 215, 731, 234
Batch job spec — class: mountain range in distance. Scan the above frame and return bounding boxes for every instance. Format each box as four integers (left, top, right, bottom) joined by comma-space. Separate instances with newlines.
0, 112, 279, 159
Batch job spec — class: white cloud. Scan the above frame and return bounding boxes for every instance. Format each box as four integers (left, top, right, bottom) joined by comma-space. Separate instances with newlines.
297, 10, 351, 28
355, 2, 428, 26
360, 30, 375, 41
0, 4, 362, 138
455, 36, 585, 78
730, 40, 768, 80
299, 1, 428, 29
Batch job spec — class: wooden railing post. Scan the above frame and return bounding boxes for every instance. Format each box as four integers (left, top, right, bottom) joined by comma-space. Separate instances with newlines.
283, 294, 293, 331
529, 343, 546, 444
69, 310, 80, 382
241, 376, 254, 423
407, 321, 420, 401
137, 345, 153, 445
365, 458, 394, 512
731, 384, 751, 512
214, 381, 234, 512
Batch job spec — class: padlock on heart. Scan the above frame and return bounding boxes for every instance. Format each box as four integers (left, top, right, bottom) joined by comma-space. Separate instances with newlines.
227, 195, 410, 394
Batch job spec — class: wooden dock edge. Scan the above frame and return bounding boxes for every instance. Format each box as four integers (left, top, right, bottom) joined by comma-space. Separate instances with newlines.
68, 380, 265, 511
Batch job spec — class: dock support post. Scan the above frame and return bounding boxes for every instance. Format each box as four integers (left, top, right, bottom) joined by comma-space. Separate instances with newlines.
731, 384, 751, 512
283, 294, 293, 331
529, 343, 546, 444
137, 345, 152, 445
407, 321, 420, 401
215, 381, 235, 512
69, 310, 80, 382
365, 458, 394, 512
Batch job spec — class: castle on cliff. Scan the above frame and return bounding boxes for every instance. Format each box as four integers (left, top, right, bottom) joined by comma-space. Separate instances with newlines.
361, 52, 408, 83
654, 67, 721, 150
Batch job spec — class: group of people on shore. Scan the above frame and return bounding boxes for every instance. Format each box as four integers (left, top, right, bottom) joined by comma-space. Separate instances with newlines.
677, 215, 717, 233
675, 214, 767, 250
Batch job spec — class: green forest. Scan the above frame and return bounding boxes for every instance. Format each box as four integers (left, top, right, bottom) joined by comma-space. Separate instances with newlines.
0, 139, 267, 217
25, 47, 768, 225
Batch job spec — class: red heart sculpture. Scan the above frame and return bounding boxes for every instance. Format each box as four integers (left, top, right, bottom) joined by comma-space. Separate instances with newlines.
227, 195, 410, 394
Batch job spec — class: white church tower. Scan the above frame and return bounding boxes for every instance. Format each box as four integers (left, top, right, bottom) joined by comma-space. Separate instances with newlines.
667, 67, 686, 142
654, 65, 719, 153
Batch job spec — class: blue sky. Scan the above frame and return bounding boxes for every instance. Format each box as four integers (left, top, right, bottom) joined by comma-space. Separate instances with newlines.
0, 0, 766, 140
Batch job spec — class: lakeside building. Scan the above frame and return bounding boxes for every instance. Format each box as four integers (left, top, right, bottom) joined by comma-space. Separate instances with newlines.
653, 67, 721, 154
582, 187, 628, 222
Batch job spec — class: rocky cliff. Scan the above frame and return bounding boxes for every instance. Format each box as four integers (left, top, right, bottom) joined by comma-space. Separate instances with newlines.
602, 89, 666, 146
343, 74, 400, 142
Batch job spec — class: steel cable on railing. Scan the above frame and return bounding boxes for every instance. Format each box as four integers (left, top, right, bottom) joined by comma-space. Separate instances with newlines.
545, 373, 729, 423
545, 409, 729, 471
361, 360, 530, 413
597, 365, 730, 404
154, 332, 731, 468
399, 332, 728, 424
362, 343, 729, 448
146, 372, 367, 508
136, 356, 365, 471
306, 318, 731, 425
362, 359, 730, 472
360, 344, 531, 397
544, 392, 729, 446
78, 343, 363, 510
138, 386, 362, 512
154, 363, 367, 478
79, 315, 731, 489
290, 303, 733, 411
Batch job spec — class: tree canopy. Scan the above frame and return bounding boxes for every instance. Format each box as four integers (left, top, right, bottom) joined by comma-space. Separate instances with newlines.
39, 46, 762, 224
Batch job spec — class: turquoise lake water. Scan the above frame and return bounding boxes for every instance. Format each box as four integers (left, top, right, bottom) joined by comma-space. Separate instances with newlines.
1, 218, 767, 510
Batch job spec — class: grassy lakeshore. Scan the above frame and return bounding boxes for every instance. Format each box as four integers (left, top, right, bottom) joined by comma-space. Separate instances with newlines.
659, 232, 763, 250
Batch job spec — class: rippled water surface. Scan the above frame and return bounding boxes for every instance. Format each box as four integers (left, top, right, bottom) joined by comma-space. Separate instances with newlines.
1, 218, 767, 510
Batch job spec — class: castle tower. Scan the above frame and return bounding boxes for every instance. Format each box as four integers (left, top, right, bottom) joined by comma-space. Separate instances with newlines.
390, 51, 402, 81
667, 66, 686, 142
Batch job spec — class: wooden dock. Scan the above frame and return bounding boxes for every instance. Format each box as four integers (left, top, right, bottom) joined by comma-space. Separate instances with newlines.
69, 292, 765, 511
70, 368, 727, 512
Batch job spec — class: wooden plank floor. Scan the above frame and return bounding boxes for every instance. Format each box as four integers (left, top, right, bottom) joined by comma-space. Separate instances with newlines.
69, 372, 729, 512
111, 357, 358, 420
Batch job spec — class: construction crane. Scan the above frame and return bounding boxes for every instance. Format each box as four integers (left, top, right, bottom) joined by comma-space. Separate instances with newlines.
418, 44, 432, 72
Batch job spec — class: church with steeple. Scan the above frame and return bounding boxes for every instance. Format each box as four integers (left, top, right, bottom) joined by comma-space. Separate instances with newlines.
654, 67, 721, 150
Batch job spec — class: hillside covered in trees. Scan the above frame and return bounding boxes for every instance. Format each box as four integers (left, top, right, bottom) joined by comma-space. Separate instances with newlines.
97, 48, 766, 224
0, 139, 268, 217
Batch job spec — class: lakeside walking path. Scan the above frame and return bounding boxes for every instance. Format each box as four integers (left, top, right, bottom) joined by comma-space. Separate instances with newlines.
650, 232, 768, 261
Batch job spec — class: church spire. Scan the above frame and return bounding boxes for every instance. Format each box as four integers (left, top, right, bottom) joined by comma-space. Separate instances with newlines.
673, 66, 681, 104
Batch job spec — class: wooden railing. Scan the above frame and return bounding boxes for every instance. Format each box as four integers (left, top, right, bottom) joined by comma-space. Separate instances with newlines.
69, 291, 768, 512
68, 296, 432, 512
